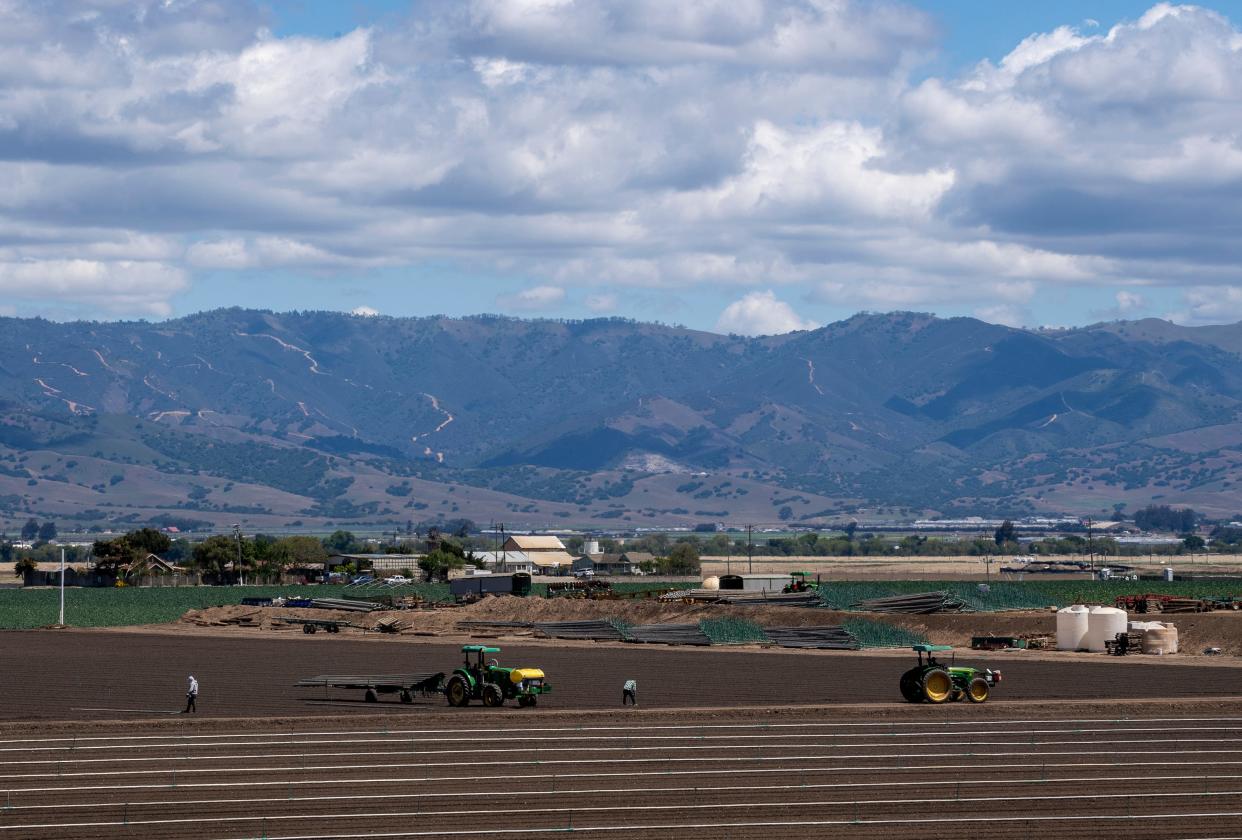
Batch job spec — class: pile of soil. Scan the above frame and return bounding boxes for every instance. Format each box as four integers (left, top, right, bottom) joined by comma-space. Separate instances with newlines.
178, 596, 1242, 656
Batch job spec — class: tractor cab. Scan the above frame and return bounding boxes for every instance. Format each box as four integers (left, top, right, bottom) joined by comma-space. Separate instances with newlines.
461, 644, 501, 678
913, 643, 954, 667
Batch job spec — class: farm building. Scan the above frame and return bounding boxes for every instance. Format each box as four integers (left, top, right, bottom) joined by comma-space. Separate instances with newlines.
501, 535, 575, 575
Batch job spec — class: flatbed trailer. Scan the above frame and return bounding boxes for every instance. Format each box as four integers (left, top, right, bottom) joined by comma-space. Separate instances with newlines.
280, 617, 354, 634
296, 672, 445, 703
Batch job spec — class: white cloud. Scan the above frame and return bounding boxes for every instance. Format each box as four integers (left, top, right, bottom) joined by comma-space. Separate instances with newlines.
5, 1, 1242, 325
352, 306, 380, 317
497, 285, 567, 311
1115, 290, 1147, 314
1170, 286, 1242, 325
0, 259, 187, 316
974, 304, 1028, 328
584, 292, 618, 313
715, 290, 817, 336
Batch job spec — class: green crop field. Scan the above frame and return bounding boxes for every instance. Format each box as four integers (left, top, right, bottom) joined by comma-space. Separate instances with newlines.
0, 583, 450, 630
3, 577, 1242, 632
818, 579, 1242, 612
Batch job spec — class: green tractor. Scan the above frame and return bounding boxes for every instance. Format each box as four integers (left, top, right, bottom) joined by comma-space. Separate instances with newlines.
444, 645, 551, 708
899, 644, 1002, 704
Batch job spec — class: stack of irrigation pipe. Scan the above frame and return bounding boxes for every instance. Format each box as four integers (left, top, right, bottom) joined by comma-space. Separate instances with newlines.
657, 589, 823, 607
310, 597, 383, 612
763, 627, 861, 649
851, 591, 971, 614
533, 620, 628, 641
714, 591, 822, 607
626, 623, 713, 645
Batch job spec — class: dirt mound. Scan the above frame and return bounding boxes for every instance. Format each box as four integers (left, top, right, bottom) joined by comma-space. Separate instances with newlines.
177, 596, 1242, 656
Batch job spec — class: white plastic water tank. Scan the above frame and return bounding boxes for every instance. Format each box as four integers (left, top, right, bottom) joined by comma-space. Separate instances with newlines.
701, 575, 721, 591
583, 539, 600, 555
1086, 606, 1129, 652
1129, 620, 1164, 633
1163, 567, 1175, 582
1056, 605, 1090, 650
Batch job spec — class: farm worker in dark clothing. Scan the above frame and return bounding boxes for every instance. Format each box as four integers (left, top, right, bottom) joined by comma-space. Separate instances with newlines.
622, 678, 637, 706
183, 675, 198, 713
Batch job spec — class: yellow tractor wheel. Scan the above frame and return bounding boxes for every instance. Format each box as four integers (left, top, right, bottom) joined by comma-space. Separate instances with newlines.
921, 668, 953, 704
967, 676, 990, 703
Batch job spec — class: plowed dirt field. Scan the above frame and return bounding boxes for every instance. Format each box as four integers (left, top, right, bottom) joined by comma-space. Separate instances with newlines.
6, 712, 1242, 839
5, 630, 1242, 838
4, 630, 1242, 718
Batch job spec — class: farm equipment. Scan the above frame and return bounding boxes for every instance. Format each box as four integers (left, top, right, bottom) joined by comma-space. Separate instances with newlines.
899, 644, 1002, 704
444, 645, 551, 708
281, 617, 353, 634
782, 571, 821, 593
1114, 594, 1214, 614
297, 672, 444, 703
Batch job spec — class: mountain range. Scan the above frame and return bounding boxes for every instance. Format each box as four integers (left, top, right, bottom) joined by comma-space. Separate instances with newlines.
3, 308, 1242, 532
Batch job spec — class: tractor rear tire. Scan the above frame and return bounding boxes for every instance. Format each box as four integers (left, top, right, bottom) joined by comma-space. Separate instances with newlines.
364, 688, 378, 703
482, 684, 504, 707
899, 668, 923, 703
967, 676, 990, 703
446, 676, 469, 707
921, 668, 953, 704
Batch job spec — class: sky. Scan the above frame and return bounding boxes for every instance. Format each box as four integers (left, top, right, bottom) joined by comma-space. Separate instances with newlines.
4, 1, 1242, 334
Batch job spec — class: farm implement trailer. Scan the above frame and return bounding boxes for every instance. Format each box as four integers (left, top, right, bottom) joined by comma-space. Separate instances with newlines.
1114, 593, 1221, 613
900, 644, 1002, 704
280, 617, 354, 634
296, 672, 445, 703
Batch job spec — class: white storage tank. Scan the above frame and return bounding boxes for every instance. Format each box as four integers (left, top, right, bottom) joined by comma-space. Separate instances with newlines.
701, 575, 721, 591
1086, 606, 1129, 652
1056, 605, 1090, 650
1143, 622, 1179, 655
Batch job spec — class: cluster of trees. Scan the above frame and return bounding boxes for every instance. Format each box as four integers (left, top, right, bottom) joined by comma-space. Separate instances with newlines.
191, 534, 328, 579
1132, 504, 1199, 533
19, 518, 57, 542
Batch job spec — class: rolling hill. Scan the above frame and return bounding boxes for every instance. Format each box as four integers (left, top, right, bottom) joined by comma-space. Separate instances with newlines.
3, 308, 1242, 531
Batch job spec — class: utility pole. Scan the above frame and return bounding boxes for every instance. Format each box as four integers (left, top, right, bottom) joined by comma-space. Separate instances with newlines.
1085, 517, 1094, 574
59, 547, 65, 626
747, 524, 753, 575
233, 523, 244, 586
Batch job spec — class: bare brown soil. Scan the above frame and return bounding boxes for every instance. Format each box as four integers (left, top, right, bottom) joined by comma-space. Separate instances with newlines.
5, 629, 1242, 723
6, 705, 1242, 839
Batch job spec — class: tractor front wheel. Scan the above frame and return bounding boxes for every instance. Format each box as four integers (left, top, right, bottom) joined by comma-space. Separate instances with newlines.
967, 676, 990, 703
921, 667, 953, 704
446, 676, 469, 707
482, 684, 504, 707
